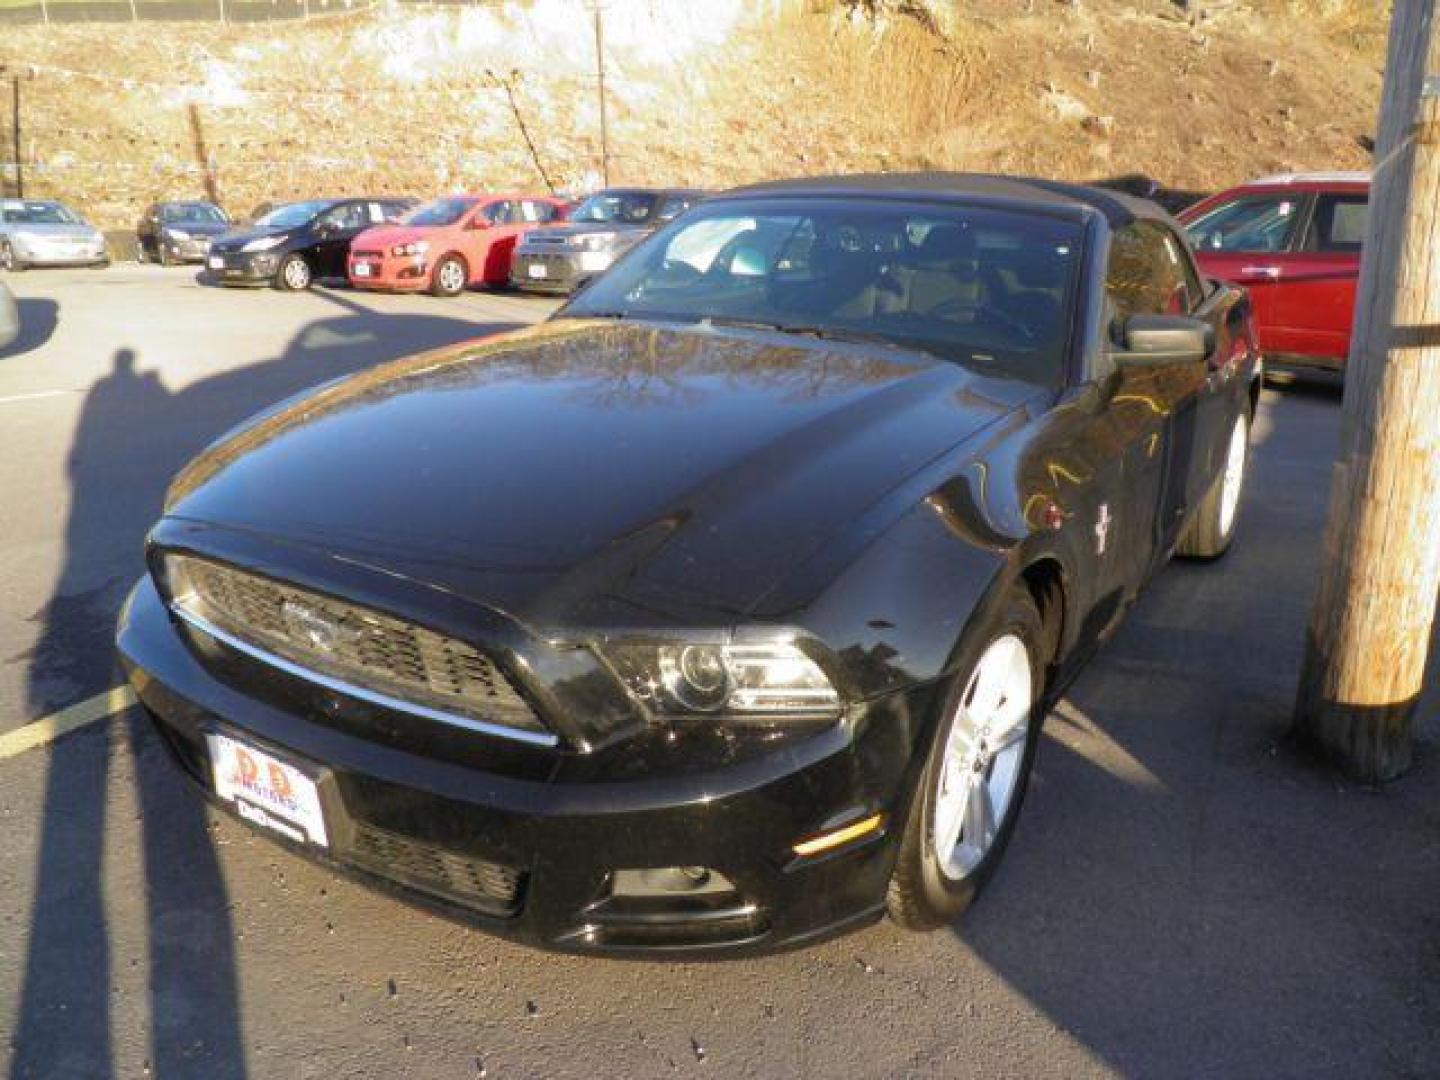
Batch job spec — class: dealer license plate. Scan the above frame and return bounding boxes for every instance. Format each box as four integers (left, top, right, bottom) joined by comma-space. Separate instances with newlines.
527, 262, 548, 279
208, 733, 328, 847
207, 255, 224, 270
353, 263, 372, 277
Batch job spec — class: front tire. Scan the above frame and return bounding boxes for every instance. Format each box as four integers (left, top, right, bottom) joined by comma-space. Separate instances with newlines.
887, 590, 1045, 930
157, 242, 173, 267
1, 241, 23, 272
430, 254, 467, 297
275, 253, 312, 291
1176, 410, 1249, 559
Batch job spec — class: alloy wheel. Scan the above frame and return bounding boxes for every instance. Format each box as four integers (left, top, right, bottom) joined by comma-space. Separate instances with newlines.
931, 633, 1032, 881
283, 257, 310, 290
437, 259, 465, 294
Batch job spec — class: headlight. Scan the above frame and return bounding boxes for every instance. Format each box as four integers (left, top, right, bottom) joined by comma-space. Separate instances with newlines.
241, 235, 286, 252
570, 231, 619, 251
165, 228, 191, 241
391, 241, 429, 257
605, 641, 840, 717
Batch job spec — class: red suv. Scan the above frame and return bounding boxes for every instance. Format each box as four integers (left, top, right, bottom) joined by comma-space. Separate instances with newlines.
348, 194, 568, 296
1179, 172, 1368, 377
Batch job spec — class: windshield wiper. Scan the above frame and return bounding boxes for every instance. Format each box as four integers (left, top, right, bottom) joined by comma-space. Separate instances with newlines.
702, 316, 932, 357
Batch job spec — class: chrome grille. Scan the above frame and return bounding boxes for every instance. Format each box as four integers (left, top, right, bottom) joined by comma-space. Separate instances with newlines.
349, 824, 524, 915
166, 555, 548, 740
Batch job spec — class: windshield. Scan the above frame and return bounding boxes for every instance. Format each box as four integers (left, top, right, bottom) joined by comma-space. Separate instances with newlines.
404, 197, 479, 228
3, 201, 79, 225
162, 203, 227, 224
563, 198, 1084, 384
254, 201, 330, 231
570, 191, 661, 225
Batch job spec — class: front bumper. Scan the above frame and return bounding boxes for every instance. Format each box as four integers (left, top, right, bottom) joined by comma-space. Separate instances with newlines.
12, 237, 107, 266
205, 250, 281, 285
347, 252, 429, 292
161, 236, 215, 263
509, 248, 614, 293
118, 576, 923, 956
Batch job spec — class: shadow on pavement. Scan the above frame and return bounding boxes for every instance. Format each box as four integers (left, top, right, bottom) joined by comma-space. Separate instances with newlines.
10, 303, 520, 1079
952, 388, 1440, 1076
0, 299, 60, 361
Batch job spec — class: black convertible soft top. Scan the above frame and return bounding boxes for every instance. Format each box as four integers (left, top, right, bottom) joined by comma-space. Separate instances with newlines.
720, 172, 1175, 230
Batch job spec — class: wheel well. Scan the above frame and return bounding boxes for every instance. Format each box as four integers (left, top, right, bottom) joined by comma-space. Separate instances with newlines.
1020, 558, 1066, 675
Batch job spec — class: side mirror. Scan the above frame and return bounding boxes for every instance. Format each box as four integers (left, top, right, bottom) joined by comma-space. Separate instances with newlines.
1116, 314, 1214, 365
467, 217, 489, 230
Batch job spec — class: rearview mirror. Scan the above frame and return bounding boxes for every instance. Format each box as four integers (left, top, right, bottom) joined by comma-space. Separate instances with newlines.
1117, 314, 1214, 365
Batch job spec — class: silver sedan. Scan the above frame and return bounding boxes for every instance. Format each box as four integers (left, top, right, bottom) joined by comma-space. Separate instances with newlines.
1, 199, 108, 270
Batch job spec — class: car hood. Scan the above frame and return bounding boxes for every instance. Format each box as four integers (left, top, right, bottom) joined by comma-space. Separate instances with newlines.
165, 320, 1036, 625
9, 222, 98, 240
353, 224, 446, 249
529, 222, 650, 242
210, 227, 290, 250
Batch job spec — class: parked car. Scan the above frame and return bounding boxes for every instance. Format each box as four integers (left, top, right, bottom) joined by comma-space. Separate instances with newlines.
0, 199, 108, 270
118, 173, 1259, 956
137, 200, 232, 266
0, 281, 16, 348
509, 186, 705, 293
206, 197, 417, 290
1179, 171, 1369, 377
348, 194, 569, 296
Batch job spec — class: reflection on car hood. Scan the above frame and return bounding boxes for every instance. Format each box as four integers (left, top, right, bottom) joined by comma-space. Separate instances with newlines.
352, 225, 442, 250
209, 228, 287, 250
167, 320, 1037, 623
8, 222, 98, 240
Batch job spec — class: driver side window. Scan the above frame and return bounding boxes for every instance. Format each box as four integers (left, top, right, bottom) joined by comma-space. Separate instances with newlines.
322, 203, 368, 232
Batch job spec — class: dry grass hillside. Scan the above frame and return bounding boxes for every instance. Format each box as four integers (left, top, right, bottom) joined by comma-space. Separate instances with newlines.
0, 0, 1388, 228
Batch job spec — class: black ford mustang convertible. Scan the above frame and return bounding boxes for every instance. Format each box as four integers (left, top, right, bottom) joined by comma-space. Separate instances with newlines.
119, 174, 1260, 955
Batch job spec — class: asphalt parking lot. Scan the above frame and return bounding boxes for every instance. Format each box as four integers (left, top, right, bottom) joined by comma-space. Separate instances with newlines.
1, 265, 1438, 1079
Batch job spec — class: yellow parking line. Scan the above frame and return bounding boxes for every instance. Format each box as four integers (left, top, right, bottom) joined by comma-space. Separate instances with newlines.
0, 685, 137, 762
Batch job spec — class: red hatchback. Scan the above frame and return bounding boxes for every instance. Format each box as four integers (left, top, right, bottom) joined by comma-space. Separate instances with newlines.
1179, 172, 1369, 377
348, 194, 568, 296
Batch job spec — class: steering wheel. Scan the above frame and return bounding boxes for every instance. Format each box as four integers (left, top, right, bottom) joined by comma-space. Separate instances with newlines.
976, 304, 1038, 343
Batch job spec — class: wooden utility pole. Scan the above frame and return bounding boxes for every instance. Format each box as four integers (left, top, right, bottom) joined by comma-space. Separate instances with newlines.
9, 73, 22, 200
591, 1, 611, 186
1294, 0, 1440, 781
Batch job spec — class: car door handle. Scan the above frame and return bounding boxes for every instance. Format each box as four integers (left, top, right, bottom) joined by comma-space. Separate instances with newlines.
1239, 265, 1282, 281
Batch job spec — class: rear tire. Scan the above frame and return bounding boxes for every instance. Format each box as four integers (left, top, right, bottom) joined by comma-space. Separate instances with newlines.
430, 254, 467, 297
1177, 410, 1249, 560
887, 590, 1045, 930
275, 253, 312, 291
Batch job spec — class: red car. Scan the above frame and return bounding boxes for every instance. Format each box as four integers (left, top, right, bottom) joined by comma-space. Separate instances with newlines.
348, 194, 568, 296
1179, 172, 1368, 377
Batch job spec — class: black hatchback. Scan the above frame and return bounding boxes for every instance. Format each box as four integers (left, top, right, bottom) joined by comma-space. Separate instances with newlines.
137, 201, 232, 265
206, 197, 416, 290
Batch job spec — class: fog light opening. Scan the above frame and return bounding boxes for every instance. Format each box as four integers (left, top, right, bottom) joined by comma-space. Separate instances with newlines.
792, 813, 884, 857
